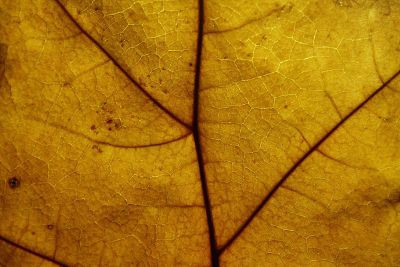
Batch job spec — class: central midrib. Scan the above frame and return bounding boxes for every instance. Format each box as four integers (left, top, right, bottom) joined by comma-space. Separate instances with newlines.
191, 0, 220, 266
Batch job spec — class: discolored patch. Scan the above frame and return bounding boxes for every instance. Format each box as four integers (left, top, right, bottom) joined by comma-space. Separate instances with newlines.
388, 189, 400, 205
104, 118, 122, 131
333, 0, 369, 8
91, 144, 103, 153
7, 177, 20, 189
0, 43, 7, 82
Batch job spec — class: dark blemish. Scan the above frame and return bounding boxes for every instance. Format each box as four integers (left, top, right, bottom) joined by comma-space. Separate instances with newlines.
0, 43, 8, 81
8, 177, 20, 189
90, 125, 96, 130
267, 3, 293, 19
47, 224, 54, 230
63, 81, 70, 87
388, 190, 400, 205
8, 177, 19, 187
114, 120, 121, 129
189, 62, 193, 67
120, 39, 126, 47
0, 43, 7, 63
108, 127, 112, 131
284, 104, 288, 109
100, 102, 114, 114
106, 119, 113, 124
281, 3, 293, 13
92, 145, 103, 153
31, 231, 35, 235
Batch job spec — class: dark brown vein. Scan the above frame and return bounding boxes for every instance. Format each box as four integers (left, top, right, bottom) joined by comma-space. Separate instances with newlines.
218, 69, 400, 254
0, 235, 67, 266
316, 148, 377, 171
29, 117, 191, 149
204, 4, 291, 35
280, 185, 328, 210
192, 0, 219, 266
53, 0, 191, 130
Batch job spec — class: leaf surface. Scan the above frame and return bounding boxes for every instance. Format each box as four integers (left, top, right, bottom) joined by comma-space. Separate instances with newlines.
0, 0, 400, 266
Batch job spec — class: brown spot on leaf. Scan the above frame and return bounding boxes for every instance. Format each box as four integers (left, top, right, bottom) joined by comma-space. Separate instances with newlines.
114, 119, 122, 129
47, 224, 54, 230
388, 190, 400, 205
8, 177, 20, 189
93, 3, 102, 12
100, 102, 114, 114
92, 145, 103, 153
0, 43, 8, 82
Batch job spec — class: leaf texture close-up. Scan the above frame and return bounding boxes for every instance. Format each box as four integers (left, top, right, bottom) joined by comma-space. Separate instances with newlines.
1, 0, 400, 266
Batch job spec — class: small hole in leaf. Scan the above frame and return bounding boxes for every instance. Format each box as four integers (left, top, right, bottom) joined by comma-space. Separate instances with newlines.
8, 177, 20, 189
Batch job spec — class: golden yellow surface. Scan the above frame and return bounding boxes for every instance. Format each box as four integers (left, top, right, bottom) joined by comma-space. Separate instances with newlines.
0, 0, 399, 266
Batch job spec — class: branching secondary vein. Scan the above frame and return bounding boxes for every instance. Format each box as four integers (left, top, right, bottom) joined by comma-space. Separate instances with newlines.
219, 69, 400, 254
53, 0, 191, 130
0, 235, 67, 266
29, 117, 191, 149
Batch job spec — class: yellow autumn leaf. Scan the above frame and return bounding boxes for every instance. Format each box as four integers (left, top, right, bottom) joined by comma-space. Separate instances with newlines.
0, 0, 399, 266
